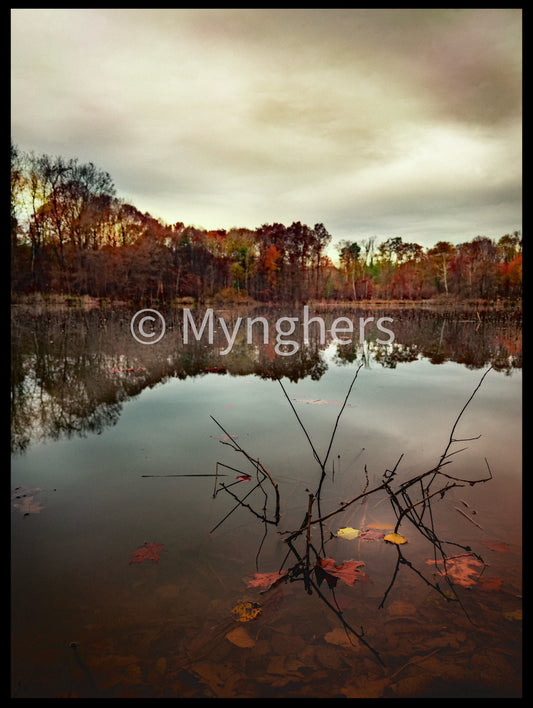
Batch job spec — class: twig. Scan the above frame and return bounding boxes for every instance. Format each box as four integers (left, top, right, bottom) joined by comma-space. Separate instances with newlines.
438, 366, 492, 468
210, 415, 280, 523
454, 506, 485, 531
389, 648, 441, 680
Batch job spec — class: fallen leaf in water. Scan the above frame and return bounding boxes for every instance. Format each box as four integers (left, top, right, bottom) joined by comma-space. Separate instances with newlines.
190, 660, 238, 697
336, 527, 360, 540
384, 532, 407, 545
426, 553, 484, 587
231, 601, 262, 622
482, 540, 510, 553
315, 558, 366, 587
324, 627, 359, 648
386, 600, 417, 617
360, 528, 385, 541
479, 577, 503, 591
247, 570, 287, 592
292, 396, 354, 408
236, 474, 251, 482
342, 677, 389, 698
11, 487, 44, 515
129, 542, 166, 565
11, 486, 42, 500
293, 397, 328, 405
226, 626, 256, 648
211, 434, 239, 442
503, 609, 522, 621
12, 495, 44, 515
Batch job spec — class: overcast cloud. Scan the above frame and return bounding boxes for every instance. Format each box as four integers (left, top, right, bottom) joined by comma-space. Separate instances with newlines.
10, 8, 522, 253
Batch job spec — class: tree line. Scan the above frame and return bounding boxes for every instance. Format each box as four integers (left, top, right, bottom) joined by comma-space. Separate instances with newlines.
11, 144, 522, 304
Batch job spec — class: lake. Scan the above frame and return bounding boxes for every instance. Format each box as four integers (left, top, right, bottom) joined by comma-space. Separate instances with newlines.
11, 302, 522, 698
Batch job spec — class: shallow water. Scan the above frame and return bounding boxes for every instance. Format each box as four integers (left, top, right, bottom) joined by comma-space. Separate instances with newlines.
11, 305, 522, 697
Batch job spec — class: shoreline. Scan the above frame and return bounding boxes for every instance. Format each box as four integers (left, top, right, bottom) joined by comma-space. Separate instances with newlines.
10, 292, 522, 313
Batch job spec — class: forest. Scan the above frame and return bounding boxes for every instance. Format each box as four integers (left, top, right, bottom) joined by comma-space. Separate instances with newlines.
10, 144, 522, 305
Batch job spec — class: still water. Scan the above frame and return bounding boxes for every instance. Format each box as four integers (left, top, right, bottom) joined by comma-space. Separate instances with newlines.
11, 304, 522, 697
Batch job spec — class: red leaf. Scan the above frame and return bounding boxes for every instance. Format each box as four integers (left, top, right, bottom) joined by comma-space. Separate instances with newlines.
360, 528, 385, 541
315, 558, 366, 588
129, 542, 166, 565
236, 474, 252, 482
247, 570, 287, 592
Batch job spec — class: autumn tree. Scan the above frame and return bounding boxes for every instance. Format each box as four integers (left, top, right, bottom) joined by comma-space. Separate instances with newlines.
338, 240, 361, 300
427, 241, 455, 296
10, 145, 522, 304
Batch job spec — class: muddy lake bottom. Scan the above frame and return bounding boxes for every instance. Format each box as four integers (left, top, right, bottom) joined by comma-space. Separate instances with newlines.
11, 526, 522, 698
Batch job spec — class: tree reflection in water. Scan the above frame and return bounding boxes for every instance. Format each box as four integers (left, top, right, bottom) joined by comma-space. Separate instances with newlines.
11, 304, 521, 454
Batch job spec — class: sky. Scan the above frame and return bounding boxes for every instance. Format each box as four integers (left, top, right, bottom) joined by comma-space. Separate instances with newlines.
11, 8, 522, 255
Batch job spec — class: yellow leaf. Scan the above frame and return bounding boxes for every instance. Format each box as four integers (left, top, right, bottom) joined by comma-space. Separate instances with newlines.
336, 527, 360, 540
230, 601, 262, 622
384, 532, 407, 545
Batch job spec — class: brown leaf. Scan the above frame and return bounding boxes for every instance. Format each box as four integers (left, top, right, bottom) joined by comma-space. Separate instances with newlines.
479, 576, 503, 591
225, 626, 255, 648
426, 552, 485, 587
342, 677, 389, 698
324, 627, 359, 649
386, 600, 417, 617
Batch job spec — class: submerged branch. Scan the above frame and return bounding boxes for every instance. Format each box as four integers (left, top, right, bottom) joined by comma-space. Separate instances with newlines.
209, 364, 495, 667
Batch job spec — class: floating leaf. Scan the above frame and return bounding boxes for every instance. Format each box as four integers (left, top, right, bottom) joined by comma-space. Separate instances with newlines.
12, 495, 44, 515
212, 433, 239, 442
11, 486, 42, 500
129, 541, 166, 565
360, 528, 385, 541
292, 396, 354, 408
226, 626, 256, 648
231, 601, 262, 622
236, 474, 252, 482
247, 570, 287, 592
384, 532, 407, 545
426, 553, 484, 587
336, 527, 360, 540
315, 558, 366, 588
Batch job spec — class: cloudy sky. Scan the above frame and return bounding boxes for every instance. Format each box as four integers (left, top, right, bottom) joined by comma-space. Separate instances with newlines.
11, 8, 522, 254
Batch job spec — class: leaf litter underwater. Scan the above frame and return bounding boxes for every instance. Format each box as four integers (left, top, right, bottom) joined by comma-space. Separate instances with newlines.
11, 367, 521, 698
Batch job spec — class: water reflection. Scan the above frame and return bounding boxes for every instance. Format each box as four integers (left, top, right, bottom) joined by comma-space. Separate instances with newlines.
10, 304, 522, 698
209, 364, 500, 668
11, 304, 521, 453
